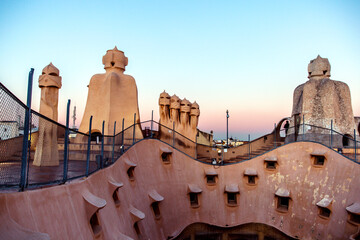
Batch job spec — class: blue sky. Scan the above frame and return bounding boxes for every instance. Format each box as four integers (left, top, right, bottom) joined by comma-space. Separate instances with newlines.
0, 0, 359, 139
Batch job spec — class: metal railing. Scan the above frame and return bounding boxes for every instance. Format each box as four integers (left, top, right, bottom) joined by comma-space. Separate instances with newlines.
0, 69, 359, 191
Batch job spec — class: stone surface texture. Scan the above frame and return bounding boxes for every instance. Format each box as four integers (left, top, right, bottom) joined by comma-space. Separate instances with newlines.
77, 47, 142, 142
288, 55, 357, 146
33, 63, 61, 166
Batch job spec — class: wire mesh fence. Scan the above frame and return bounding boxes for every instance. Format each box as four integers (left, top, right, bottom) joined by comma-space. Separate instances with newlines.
0, 78, 359, 190
0, 83, 27, 187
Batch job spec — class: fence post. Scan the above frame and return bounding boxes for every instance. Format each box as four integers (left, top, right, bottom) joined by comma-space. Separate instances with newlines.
173, 121, 175, 147
63, 99, 71, 183
221, 145, 224, 164
273, 123, 276, 148
20, 68, 34, 191
133, 113, 136, 144
101, 120, 105, 167
248, 134, 251, 160
85, 116, 92, 177
302, 114, 305, 141
26, 113, 32, 188
112, 121, 116, 163
121, 118, 124, 154
195, 134, 197, 159
150, 110, 153, 138
330, 120, 333, 148
354, 129, 357, 162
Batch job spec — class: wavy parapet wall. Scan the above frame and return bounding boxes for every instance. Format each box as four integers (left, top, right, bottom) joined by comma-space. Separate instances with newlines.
0, 139, 359, 240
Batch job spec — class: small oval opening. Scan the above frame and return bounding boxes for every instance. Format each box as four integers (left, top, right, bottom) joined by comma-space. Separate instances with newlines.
151, 202, 161, 219
90, 211, 102, 236
127, 167, 135, 181
112, 189, 120, 206
134, 222, 141, 236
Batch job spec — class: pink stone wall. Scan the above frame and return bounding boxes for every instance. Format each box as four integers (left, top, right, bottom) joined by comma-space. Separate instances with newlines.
0, 140, 359, 239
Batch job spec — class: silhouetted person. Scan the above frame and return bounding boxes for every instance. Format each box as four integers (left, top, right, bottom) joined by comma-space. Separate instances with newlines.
284, 120, 290, 135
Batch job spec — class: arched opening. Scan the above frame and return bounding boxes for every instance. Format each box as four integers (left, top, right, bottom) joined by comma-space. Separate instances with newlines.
90, 131, 102, 142
342, 134, 353, 147
275, 117, 290, 142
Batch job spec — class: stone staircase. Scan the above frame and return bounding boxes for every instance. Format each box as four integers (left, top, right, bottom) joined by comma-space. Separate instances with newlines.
233, 141, 283, 162
196, 141, 285, 164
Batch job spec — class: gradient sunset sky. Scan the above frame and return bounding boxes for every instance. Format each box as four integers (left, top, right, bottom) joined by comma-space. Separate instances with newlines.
0, 0, 359, 139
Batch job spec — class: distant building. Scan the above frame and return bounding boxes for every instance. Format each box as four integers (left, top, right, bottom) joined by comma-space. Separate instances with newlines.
0, 121, 19, 140
197, 130, 213, 146
214, 138, 246, 148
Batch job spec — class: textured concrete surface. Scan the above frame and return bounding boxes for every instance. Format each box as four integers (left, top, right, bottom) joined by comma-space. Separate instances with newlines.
288, 56, 357, 147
